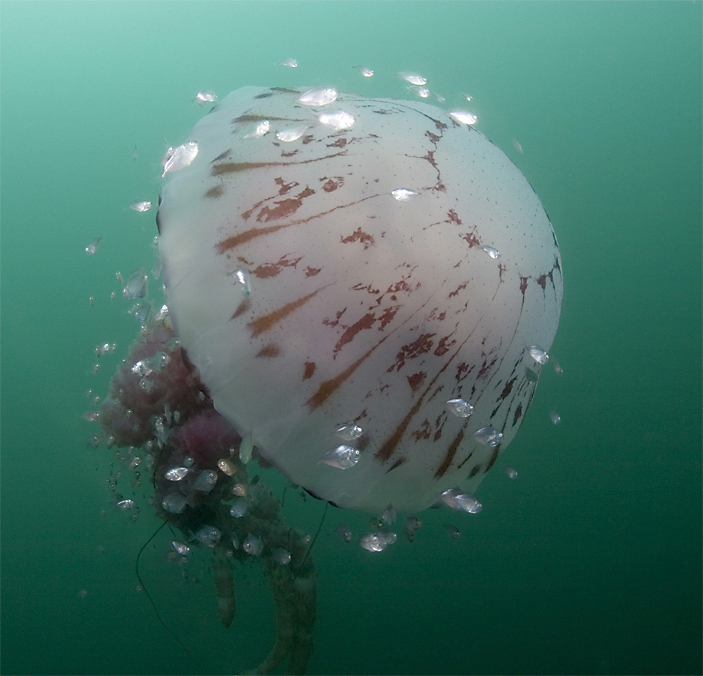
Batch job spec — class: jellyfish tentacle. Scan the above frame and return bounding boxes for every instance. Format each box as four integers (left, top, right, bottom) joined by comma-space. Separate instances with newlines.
213, 546, 236, 628
237, 490, 317, 674
244, 542, 316, 675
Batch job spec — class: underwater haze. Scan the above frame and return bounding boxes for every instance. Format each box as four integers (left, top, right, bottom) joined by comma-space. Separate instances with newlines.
1, 2, 701, 675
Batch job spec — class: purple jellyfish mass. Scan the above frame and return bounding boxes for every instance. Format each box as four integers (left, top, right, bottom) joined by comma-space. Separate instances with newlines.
100, 319, 317, 674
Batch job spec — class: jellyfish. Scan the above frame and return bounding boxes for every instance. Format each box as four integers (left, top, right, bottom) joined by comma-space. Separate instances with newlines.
99, 84, 562, 675
156, 86, 563, 515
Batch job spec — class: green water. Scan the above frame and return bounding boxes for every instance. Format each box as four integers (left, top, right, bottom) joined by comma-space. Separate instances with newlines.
1, 2, 701, 675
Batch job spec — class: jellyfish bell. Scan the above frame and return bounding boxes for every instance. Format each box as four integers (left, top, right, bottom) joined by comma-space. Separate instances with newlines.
157, 85, 562, 516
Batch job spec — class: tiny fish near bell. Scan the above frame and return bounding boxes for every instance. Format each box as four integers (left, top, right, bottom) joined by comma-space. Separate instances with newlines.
194, 90, 218, 106
320, 445, 360, 470
128, 200, 152, 213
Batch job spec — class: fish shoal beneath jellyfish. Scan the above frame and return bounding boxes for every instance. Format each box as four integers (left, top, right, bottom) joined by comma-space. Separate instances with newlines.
156, 86, 563, 515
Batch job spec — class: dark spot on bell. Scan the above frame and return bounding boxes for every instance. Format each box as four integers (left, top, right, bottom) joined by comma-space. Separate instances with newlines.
256, 344, 281, 358
484, 445, 501, 472
211, 149, 232, 163
303, 361, 316, 380
205, 185, 224, 199
231, 299, 251, 319
512, 403, 523, 426
387, 457, 407, 472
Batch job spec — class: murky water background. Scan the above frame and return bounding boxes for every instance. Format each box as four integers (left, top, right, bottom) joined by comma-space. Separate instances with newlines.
2, 3, 701, 674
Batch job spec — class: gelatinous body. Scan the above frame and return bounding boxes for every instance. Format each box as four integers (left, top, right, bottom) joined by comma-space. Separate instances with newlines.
157, 86, 562, 514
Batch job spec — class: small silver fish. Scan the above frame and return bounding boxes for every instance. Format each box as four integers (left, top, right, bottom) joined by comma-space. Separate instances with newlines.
85, 237, 101, 255
194, 90, 218, 106
128, 200, 152, 213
